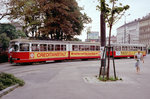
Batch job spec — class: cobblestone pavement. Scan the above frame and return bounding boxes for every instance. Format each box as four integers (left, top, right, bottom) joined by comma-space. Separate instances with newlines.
0, 55, 150, 99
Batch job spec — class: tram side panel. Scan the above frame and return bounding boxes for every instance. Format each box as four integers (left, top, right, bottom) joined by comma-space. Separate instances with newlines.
69, 44, 101, 59
29, 51, 69, 62
70, 51, 100, 59
113, 51, 146, 58
10, 51, 69, 63
9, 52, 30, 63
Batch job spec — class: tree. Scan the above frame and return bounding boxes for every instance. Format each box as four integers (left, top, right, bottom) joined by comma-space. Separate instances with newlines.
8, 0, 91, 40
72, 37, 82, 41
0, 33, 10, 51
0, 0, 10, 21
9, 0, 42, 37
0, 23, 26, 40
97, 0, 129, 79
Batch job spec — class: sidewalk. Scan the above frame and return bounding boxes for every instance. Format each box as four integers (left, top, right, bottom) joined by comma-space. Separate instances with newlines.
1, 55, 150, 99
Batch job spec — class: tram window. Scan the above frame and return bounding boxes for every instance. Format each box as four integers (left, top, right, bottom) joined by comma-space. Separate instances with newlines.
137, 47, 140, 50
130, 46, 133, 51
90, 46, 95, 51
72, 45, 78, 51
115, 46, 120, 51
141, 47, 142, 51
85, 45, 89, 51
127, 46, 129, 51
144, 47, 146, 51
122, 46, 125, 51
79, 45, 85, 51
61, 45, 66, 51
55, 45, 60, 51
48, 44, 54, 51
40, 44, 47, 51
96, 46, 100, 51
10, 44, 18, 52
125, 46, 127, 51
32, 44, 39, 51
135, 47, 138, 51
114, 46, 117, 51
133, 46, 135, 51
20, 43, 29, 51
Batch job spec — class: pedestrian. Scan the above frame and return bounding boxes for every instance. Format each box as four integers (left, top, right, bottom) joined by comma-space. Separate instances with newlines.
134, 50, 144, 74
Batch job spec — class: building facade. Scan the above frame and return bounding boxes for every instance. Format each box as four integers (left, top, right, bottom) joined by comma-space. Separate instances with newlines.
139, 15, 150, 53
117, 19, 140, 44
106, 35, 117, 44
85, 31, 100, 42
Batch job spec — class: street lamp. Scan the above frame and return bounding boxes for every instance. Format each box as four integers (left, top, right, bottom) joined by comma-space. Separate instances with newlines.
124, 14, 130, 43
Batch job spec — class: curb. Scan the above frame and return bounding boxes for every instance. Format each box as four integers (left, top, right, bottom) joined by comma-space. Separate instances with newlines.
0, 84, 19, 97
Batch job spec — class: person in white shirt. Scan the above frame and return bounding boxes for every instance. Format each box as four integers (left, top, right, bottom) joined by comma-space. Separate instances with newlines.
134, 50, 144, 74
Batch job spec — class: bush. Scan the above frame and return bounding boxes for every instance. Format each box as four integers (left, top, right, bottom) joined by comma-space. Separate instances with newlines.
0, 72, 25, 91
0, 52, 8, 63
99, 76, 122, 82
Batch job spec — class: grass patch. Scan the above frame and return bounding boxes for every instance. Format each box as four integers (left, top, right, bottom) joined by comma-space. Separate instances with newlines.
0, 72, 25, 91
99, 76, 122, 82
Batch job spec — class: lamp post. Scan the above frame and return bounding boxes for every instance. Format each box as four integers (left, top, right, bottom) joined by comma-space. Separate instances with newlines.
124, 14, 130, 43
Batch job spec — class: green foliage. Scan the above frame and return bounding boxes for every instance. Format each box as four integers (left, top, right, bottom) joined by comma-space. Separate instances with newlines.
9, 0, 91, 40
0, 23, 26, 51
99, 76, 122, 81
97, 0, 130, 27
0, 23, 26, 40
0, 72, 25, 91
0, 33, 10, 51
0, 24, 16, 40
0, 52, 8, 63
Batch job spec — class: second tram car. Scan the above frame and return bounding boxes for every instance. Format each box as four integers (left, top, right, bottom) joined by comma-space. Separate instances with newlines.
110, 43, 146, 58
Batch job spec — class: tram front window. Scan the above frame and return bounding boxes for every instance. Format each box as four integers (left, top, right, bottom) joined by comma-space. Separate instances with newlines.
9, 44, 19, 52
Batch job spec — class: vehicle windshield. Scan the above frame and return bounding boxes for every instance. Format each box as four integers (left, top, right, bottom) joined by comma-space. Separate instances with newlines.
9, 44, 19, 52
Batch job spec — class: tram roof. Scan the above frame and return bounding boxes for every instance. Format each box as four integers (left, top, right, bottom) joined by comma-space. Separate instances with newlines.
10, 39, 100, 45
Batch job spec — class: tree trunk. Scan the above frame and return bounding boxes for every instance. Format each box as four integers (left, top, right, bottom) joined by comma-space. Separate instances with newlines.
106, 24, 112, 79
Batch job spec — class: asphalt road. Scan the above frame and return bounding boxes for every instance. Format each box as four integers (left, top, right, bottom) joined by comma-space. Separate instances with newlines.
0, 55, 150, 99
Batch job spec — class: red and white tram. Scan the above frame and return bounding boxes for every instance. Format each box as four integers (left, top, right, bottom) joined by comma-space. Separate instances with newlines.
110, 43, 146, 58
8, 39, 146, 64
8, 39, 100, 64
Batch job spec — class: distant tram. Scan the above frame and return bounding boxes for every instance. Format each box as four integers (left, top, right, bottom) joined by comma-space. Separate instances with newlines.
8, 39, 146, 64
110, 43, 146, 58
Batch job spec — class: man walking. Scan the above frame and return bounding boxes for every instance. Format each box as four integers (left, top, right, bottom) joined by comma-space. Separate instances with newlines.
134, 50, 144, 74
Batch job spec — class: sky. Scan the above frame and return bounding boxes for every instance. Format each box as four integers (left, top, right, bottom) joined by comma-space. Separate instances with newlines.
1, 0, 150, 41
76, 0, 150, 41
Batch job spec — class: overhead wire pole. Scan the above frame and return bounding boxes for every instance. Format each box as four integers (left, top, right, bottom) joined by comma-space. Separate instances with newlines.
99, 0, 106, 78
